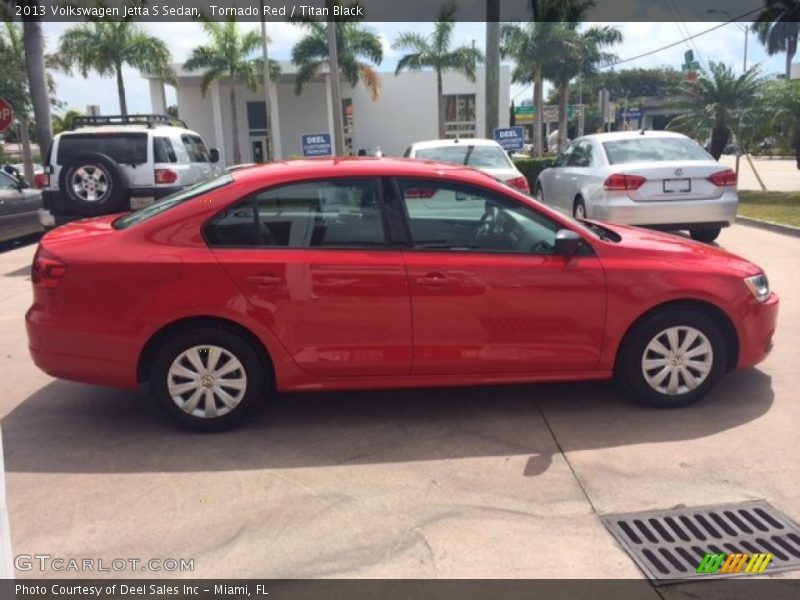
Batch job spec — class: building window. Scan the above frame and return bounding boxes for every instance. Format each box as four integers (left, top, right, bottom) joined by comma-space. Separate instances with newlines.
444, 94, 476, 138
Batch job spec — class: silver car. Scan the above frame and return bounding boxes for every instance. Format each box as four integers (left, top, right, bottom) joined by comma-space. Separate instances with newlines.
0, 169, 42, 242
534, 131, 738, 242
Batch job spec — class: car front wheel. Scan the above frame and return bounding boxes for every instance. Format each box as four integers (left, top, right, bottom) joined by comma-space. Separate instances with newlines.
150, 327, 266, 431
617, 309, 726, 408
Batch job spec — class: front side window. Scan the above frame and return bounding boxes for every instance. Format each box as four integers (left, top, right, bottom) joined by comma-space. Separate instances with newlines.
399, 179, 559, 254
415, 144, 513, 169
568, 142, 593, 167
206, 179, 386, 248
0, 172, 17, 190
603, 137, 711, 164
554, 144, 574, 167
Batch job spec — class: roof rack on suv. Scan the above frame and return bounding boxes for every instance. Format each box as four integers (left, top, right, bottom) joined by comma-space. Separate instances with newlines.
70, 114, 188, 130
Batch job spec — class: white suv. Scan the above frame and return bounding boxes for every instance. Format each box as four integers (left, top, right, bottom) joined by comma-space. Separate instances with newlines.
37, 114, 222, 227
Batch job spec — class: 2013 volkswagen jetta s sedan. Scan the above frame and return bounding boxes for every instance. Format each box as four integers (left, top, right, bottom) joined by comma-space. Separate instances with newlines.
26, 159, 778, 431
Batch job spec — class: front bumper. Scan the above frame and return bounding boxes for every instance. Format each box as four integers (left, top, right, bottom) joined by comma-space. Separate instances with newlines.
736, 292, 779, 370
591, 191, 738, 228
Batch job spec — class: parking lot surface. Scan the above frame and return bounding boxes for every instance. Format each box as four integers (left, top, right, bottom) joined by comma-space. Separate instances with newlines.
0, 224, 798, 582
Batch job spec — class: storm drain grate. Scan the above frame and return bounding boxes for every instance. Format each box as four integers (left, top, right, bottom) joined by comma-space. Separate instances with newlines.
601, 500, 800, 584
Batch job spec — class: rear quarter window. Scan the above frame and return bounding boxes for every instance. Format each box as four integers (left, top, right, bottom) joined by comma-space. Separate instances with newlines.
153, 137, 177, 163
56, 133, 148, 165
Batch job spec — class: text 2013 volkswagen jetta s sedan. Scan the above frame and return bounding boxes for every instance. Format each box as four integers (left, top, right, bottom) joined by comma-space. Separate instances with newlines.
26, 159, 778, 431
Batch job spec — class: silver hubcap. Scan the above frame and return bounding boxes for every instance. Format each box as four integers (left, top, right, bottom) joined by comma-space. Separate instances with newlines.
641, 326, 713, 396
575, 204, 585, 218
167, 345, 247, 419
71, 165, 110, 202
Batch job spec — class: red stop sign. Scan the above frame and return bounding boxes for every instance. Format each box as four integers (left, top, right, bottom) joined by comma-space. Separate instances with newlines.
0, 98, 14, 133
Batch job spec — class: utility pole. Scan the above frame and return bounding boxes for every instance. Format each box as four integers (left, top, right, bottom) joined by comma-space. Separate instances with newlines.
485, 1, 500, 138
260, 2, 276, 160
326, 1, 345, 156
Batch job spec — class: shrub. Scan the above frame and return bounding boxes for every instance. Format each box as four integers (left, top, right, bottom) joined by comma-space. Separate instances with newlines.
512, 156, 555, 190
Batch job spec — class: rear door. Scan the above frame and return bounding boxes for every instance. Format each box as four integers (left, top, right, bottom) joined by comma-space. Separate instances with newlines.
0, 172, 41, 239
206, 177, 413, 377
395, 178, 606, 375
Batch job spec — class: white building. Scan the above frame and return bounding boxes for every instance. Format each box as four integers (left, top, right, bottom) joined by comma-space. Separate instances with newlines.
791, 62, 800, 80
145, 62, 510, 166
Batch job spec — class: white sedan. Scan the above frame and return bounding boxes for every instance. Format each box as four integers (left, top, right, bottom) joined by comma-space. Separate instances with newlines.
403, 138, 530, 194
534, 131, 738, 242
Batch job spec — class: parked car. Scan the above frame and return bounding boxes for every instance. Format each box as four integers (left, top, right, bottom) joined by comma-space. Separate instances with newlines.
0, 169, 43, 242
36, 114, 221, 228
404, 138, 530, 193
534, 131, 738, 242
26, 159, 777, 431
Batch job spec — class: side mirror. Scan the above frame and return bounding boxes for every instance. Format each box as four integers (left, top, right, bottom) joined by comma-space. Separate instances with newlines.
554, 229, 581, 256
209, 148, 220, 163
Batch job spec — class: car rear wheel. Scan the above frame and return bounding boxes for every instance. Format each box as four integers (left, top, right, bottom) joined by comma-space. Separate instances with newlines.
617, 309, 726, 408
690, 227, 721, 243
150, 327, 266, 431
573, 198, 586, 219
535, 184, 544, 202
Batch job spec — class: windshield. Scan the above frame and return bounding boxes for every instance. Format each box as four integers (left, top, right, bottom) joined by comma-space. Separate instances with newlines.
114, 175, 233, 229
416, 144, 513, 169
603, 137, 711, 165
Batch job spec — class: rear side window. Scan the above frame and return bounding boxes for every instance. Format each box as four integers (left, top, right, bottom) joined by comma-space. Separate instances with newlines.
154, 137, 177, 163
603, 137, 711, 164
56, 133, 147, 165
182, 135, 210, 163
206, 179, 386, 248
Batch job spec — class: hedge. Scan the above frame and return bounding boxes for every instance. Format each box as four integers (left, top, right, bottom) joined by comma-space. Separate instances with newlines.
512, 156, 555, 191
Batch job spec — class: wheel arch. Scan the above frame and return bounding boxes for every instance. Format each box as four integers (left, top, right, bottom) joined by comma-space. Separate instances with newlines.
613, 299, 739, 374
137, 316, 275, 388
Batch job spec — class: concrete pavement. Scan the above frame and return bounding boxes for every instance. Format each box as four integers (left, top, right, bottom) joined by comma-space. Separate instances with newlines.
0, 224, 797, 582
719, 156, 800, 191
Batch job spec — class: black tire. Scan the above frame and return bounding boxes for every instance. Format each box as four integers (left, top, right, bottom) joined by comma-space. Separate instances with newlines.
573, 198, 587, 219
535, 183, 544, 202
150, 326, 267, 432
616, 309, 726, 408
690, 227, 721, 243
58, 152, 128, 217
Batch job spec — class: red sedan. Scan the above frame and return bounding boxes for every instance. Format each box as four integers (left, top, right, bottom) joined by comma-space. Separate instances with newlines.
26, 159, 778, 430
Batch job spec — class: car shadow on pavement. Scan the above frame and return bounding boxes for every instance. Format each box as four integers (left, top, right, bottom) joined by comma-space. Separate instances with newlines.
2, 369, 773, 476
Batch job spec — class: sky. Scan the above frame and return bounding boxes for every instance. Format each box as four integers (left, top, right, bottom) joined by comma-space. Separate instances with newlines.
40, 20, 793, 116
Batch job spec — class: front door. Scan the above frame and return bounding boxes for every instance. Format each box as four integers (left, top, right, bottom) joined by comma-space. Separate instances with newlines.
206, 177, 412, 377
396, 178, 606, 375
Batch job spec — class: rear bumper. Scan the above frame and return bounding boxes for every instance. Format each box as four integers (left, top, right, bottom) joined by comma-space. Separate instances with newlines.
591, 191, 738, 228
736, 292, 779, 370
26, 304, 141, 390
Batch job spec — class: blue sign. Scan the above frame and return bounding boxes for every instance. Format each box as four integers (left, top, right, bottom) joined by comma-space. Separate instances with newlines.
493, 126, 525, 152
301, 133, 332, 157
621, 108, 643, 119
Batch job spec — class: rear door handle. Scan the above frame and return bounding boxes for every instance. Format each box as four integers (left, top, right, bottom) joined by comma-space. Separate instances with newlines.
245, 274, 284, 287
417, 272, 447, 286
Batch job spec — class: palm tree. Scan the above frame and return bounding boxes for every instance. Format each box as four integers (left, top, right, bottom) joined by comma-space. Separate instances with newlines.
1, 22, 36, 181
291, 19, 383, 101
753, 0, 800, 80
23, 19, 53, 160
545, 23, 622, 152
667, 62, 762, 159
52, 109, 83, 135
58, 22, 173, 116
184, 21, 281, 166
393, 4, 484, 139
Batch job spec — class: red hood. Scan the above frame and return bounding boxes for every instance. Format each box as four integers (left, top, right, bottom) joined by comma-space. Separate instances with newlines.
591, 221, 763, 278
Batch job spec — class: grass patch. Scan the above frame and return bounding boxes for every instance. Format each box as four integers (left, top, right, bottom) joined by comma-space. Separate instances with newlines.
738, 191, 800, 228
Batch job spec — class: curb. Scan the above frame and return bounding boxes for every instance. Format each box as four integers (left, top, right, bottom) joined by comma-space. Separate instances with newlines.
736, 216, 800, 238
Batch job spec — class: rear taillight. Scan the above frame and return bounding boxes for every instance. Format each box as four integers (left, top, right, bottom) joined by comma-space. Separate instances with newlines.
32, 247, 67, 289
34, 173, 49, 189
507, 176, 530, 193
604, 173, 647, 191
708, 169, 737, 187
405, 186, 437, 199
155, 168, 178, 184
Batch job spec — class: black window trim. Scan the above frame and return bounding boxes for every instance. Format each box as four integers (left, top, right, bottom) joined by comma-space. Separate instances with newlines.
392, 176, 594, 257
203, 176, 396, 251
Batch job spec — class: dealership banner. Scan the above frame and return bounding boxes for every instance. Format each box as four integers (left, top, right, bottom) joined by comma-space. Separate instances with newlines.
4, 0, 769, 22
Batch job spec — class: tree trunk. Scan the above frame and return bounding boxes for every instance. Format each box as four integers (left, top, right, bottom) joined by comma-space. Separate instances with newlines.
230, 84, 242, 165
786, 35, 797, 80
437, 70, 446, 139
557, 81, 568, 153
116, 64, 128, 115
19, 116, 34, 185
485, 12, 500, 137
710, 122, 729, 160
22, 20, 52, 155
533, 65, 543, 157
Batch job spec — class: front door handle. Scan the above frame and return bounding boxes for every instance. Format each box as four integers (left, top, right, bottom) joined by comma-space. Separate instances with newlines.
245, 274, 284, 287
417, 272, 447, 286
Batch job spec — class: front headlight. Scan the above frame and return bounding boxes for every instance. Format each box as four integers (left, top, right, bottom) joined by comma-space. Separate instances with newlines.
744, 273, 770, 303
